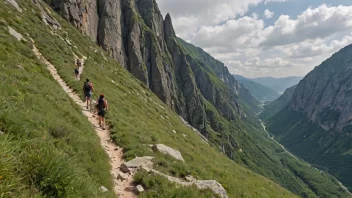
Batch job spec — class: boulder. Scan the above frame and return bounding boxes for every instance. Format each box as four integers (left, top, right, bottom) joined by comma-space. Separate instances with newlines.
120, 156, 154, 173
116, 172, 128, 181
194, 180, 228, 198
99, 186, 108, 193
16, 65, 24, 70
152, 144, 184, 162
5, 0, 22, 13
136, 185, 144, 194
8, 27, 24, 41
185, 175, 196, 182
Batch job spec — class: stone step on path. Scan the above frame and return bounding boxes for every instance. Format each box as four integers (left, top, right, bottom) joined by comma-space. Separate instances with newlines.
31, 42, 136, 198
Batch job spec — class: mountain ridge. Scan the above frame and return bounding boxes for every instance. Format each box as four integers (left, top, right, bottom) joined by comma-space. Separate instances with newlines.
266, 43, 352, 191
260, 85, 297, 120
251, 76, 302, 93
233, 74, 280, 102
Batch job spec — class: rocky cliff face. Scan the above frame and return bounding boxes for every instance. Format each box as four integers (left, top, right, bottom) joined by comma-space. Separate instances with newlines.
44, 0, 248, 134
266, 44, 352, 191
290, 45, 352, 133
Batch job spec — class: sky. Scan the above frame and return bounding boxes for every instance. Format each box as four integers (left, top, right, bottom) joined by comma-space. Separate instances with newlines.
156, 0, 352, 78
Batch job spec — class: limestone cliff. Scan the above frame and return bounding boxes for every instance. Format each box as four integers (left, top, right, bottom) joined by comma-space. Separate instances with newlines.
266, 44, 352, 191
290, 45, 352, 133
44, 0, 246, 134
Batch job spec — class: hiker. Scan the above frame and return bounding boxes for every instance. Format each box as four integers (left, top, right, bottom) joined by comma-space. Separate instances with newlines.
74, 68, 79, 79
76, 59, 82, 67
97, 94, 108, 130
83, 79, 94, 109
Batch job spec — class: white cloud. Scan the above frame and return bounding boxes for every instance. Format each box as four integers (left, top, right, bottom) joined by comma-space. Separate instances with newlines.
261, 5, 352, 47
157, 0, 265, 39
156, 1, 352, 77
264, 9, 274, 18
264, 0, 288, 4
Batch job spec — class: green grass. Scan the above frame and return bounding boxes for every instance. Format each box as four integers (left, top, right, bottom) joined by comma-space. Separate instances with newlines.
0, 5, 115, 196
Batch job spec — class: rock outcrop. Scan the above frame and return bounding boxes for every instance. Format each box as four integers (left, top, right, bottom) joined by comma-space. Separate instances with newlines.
120, 156, 154, 173
194, 180, 228, 198
5, 0, 22, 12
290, 45, 352, 133
8, 27, 24, 41
44, 0, 248, 135
152, 144, 184, 162
266, 44, 352, 191
144, 168, 228, 198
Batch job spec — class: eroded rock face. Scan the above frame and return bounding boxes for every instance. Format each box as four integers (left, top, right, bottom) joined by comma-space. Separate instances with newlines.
98, 0, 127, 67
45, 0, 244, 138
290, 45, 352, 133
49, 0, 97, 35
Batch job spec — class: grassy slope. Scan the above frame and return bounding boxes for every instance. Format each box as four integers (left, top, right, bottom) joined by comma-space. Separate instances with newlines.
0, 3, 114, 198
0, 1, 297, 197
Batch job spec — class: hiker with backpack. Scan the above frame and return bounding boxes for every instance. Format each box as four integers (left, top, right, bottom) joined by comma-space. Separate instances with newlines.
74, 68, 79, 79
76, 59, 82, 67
97, 94, 108, 130
83, 79, 94, 109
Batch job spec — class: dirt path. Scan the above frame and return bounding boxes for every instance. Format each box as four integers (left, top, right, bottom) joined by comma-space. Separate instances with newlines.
72, 52, 86, 81
32, 44, 136, 198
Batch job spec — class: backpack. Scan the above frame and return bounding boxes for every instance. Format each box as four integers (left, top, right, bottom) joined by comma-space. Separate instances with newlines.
84, 82, 92, 92
98, 98, 105, 110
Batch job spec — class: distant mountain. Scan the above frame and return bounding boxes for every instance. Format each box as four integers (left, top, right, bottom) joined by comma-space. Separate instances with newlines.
233, 75, 280, 102
251, 76, 302, 93
260, 85, 297, 120
266, 44, 352, 191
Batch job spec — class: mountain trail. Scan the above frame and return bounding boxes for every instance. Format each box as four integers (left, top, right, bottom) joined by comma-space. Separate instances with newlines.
32, 43, 136, 198
72, 52, 87, 81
